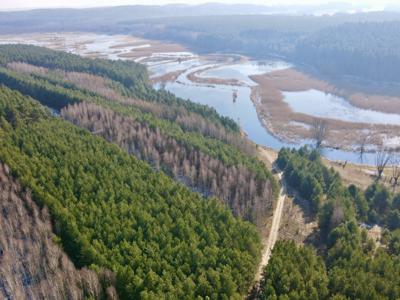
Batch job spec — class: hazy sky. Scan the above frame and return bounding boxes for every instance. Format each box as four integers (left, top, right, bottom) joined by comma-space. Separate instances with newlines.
0, 0, 398, 11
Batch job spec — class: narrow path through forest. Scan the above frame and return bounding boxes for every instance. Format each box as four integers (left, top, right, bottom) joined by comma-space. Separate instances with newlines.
255, 159, 287, 281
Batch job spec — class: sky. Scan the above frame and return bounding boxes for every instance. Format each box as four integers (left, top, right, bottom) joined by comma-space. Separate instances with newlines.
0, 0, 398, 11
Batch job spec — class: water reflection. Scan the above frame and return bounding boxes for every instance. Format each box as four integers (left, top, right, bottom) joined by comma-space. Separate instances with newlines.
199, 61, 291, 86
283, 89, 400, 125
158, 61, 378, 165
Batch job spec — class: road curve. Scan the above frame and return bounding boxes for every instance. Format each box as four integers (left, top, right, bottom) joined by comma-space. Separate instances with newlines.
255, 171, 286, 281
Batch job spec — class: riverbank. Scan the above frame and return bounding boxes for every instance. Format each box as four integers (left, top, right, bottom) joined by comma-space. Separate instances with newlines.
1, 32, 398, 164
187, 65, 243, 86
250, 68, 400, 151
150, 69, 186, 84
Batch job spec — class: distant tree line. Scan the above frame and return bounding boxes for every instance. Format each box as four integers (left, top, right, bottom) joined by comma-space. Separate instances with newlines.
295, 22, 400, 83
138, 18, 400, 84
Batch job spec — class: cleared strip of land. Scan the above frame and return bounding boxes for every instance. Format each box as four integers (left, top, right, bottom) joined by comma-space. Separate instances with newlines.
255, 171, 286, 281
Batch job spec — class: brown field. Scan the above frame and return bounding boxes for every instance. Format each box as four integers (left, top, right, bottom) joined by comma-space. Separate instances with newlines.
117, 41, 187, 59
250, 69, 400, 151
186, 56, 250, 86
323, 159, 376, 189
109, 41, 148, 49
257, 145, 389, 190
253, 68, 400, 114
278, 196, 319, 245
150, 69, 186, 84
187, 67, 242, 86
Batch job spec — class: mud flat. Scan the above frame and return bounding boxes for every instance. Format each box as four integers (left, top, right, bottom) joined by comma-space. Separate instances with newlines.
116, 42, 187, 60
0, 32, 187, 61
150, 70, 186, 84
187, 66, 243, 86
250, 68, 400, 151
189, 59, 290, 87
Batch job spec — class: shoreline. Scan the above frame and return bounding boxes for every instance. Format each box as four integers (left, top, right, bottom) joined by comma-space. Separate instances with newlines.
2, 32, 398, 161
168, 58, 400, 153
249, 68, 400, 152
153, 58, 400, 159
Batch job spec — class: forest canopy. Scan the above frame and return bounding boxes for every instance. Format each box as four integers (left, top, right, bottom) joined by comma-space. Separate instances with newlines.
0, 86, 262, 299
255, 147, 400, 300
0, 45, 278, 225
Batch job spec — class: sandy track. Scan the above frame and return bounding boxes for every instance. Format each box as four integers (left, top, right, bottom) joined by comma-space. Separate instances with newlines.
255, 169, 286, 280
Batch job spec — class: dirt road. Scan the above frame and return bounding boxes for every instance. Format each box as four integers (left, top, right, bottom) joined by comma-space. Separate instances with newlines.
255, 170, 286, 280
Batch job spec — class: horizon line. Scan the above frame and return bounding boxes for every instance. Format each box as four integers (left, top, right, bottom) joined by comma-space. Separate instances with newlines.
0, 2, 393, 13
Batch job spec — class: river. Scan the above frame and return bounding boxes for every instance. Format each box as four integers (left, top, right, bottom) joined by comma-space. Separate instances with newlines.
149, 58, 380, 165
0, 32, 394, 165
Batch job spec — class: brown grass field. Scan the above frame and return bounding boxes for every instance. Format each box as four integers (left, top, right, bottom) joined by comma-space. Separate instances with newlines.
250, 68, 400, 151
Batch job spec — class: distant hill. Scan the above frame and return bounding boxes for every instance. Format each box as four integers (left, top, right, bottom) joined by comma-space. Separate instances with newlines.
2, 6, 400, 85
2, 3, 400, 34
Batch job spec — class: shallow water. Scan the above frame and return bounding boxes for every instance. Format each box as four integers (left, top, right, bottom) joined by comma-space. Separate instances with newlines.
163, 62, 379, 164
167, 80, 291, 148
148, 59, 202, 78
165, 60, 291, 147
199, 61, 291, 86
283, 89, 400, 125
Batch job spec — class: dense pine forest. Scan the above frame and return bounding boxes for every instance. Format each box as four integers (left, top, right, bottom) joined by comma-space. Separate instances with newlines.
295, 22, 400, 83
0, 45, 278, 225
277, 147, 400, 231
254, 147, 400, 299
0, 86, 261, 299
0, 44, 280, 298
2, 41, 400, 300
0, 162, 116, 299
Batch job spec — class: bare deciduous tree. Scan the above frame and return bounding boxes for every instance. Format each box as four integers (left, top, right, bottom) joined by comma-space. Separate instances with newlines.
61, 102, 274, 225
0, 163, 115, 299
311, 118, 328, 148
9, 61, 257, 156
375, 148, 392, 181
